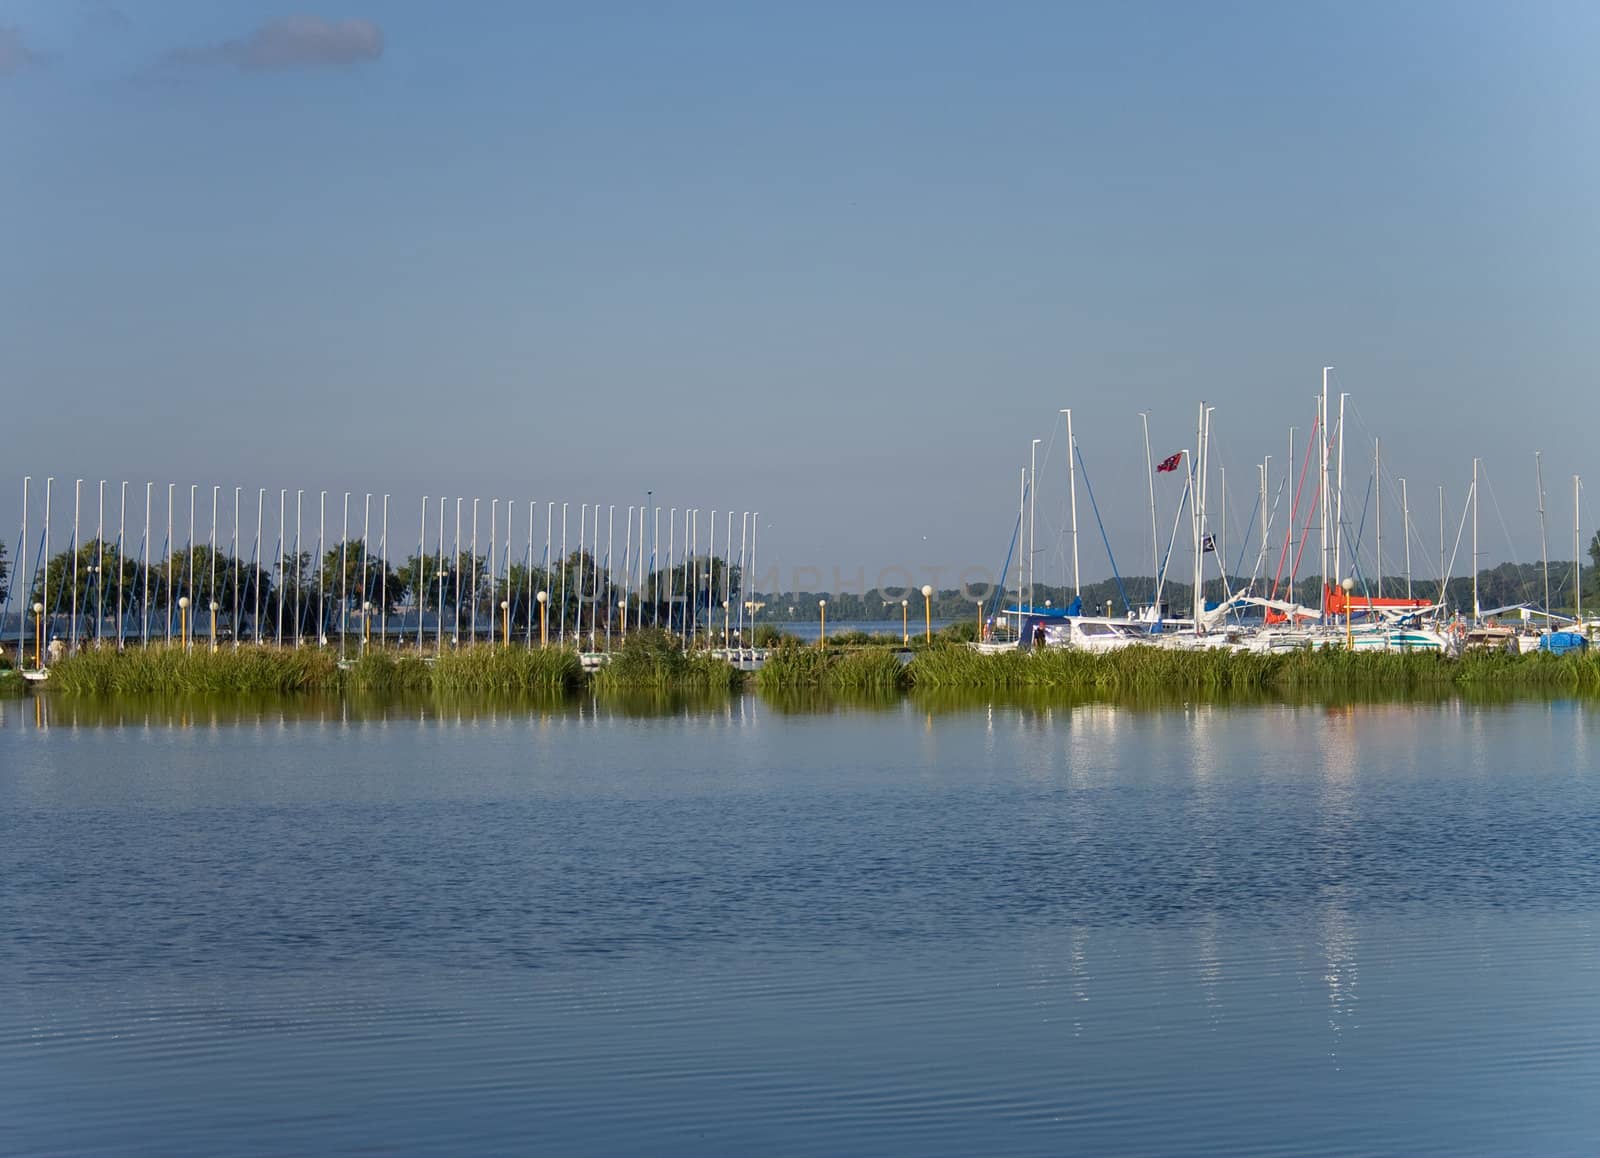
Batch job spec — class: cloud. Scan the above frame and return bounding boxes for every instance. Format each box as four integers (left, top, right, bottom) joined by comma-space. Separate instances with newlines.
171, 15, 383, 71
0, 26, 38, 75
80, 2, 131, 32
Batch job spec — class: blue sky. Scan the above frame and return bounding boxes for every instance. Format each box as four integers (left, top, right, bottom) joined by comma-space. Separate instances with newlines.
3, 1, 1597, 592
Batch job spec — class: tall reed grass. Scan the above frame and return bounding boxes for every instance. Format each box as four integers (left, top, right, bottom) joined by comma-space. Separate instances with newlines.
590, 630, 741, 692
430, 646, 584, 693
40, 638, 1600, 703
755, 644, 909, 694
48, 643, 583, 696
906, 643, 1600, 693
49, 645, 342, 695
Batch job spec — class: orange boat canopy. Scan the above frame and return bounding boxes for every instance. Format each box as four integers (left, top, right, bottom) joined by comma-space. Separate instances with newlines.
1322, 584, 1433, 617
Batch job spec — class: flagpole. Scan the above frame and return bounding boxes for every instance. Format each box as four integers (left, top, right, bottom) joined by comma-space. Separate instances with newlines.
1140, 411, 1157, 609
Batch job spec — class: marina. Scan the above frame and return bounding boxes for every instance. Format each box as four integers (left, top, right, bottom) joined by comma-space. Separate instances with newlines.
8, 5, 1600, 1152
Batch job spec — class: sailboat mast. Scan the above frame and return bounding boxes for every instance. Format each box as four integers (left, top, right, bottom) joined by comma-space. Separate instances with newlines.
1141, 411, 1158, 604
1319, 373, 1330, 614
1287, 426, 1296, 601
98, 481, 106, 640
1065, 409, 1080, 598
71, 479, 80, 650
1017, 468, 1026, 610
119, 481, 128, 649
1471, 458, 1480, 620
1192, 403, 1205, 628
1536, 451, 1550, 615
1438, 484, 1445, 604
1220, 465, 1227, 592
1374, 437, 1381, 599
1576, 475, 1583, 624
1259, 458, 1268, 584
1400, 477, 1412, 600
1029, 437, 1040, 611
1334, 392, 1347, 596
17, 477, 26, 665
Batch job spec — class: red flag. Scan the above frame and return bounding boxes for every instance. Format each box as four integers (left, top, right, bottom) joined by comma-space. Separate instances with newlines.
1156, 452, 1182, 473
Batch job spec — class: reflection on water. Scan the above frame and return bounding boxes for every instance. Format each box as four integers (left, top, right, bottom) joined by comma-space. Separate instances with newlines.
5, 697, 1600, 1154
2, 673, 1580, 732
11, 688, 754, 730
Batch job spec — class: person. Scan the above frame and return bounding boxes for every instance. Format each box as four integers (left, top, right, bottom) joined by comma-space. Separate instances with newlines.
1032, 622, 1046, 650
48, 637, 66, 664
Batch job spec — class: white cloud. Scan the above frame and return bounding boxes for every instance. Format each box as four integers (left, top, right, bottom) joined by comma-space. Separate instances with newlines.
171, 15, 383, 71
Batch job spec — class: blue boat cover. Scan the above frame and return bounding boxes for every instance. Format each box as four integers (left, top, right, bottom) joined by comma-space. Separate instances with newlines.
1539, 631, 1588, 655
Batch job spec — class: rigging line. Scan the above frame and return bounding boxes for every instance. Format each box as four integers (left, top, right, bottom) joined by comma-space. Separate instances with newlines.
1442, 479, 1474, 608
1287, 477, 1322, 604
1153, 474, 1192, 617
1343, 476, 1374, 599
1073, 442, 1131, 616
1271, 419, 1319, 600
987, 511, 1023, 624
1251, 479, 1287, 587
0, 518, 20, 630
1228, 492, 1261, 590
1478, 464, 1533, 604
1030, 414, 1065, 583
1347, 396, 1451, 581
1216, 489, 1263, 627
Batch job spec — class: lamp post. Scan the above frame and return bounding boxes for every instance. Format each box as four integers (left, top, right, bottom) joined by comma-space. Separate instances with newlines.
500, 600, 510, 648
209, 601, 220, 651
618, 600, 628, 646
818, 599, 827, 648
921, 585, 934, 643
901, 598, 909, 645
178, 596, 190, 650
1341, 577, 1355, 650
976, 599, 983, 641
362, 601, 372, 648
32, 603, 43, 670
536, 590, 548, 647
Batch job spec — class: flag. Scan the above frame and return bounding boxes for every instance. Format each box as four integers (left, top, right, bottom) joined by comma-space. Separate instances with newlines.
1156, 452, 1182, 473
1202, 534, 1216, 553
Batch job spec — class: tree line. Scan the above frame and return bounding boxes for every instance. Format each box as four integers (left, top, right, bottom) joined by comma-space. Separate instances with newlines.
753, 541, 1600, 622
0, 538, 742, 639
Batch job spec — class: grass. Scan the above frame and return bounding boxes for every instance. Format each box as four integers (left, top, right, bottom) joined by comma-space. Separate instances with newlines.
755, 643, 910, 694
905, 642, 1600, 693
47, 642, 583, 696
49, 645, 342, 695
590, 630, 741, 693
36, 637, 1600, 704
430, 646, 585, 694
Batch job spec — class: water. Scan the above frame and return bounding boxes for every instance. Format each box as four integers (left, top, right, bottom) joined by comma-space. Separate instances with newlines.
4, 694, 1600, 1155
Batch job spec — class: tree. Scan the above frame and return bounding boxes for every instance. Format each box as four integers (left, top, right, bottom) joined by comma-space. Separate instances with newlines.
29, 540, 150, 636
319, 539, 406, 616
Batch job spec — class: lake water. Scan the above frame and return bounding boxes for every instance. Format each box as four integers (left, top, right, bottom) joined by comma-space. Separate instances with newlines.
4, 693, 1600, 1155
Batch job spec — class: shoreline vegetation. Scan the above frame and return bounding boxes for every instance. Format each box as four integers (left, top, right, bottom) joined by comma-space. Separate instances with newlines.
7, 630, 1600, 703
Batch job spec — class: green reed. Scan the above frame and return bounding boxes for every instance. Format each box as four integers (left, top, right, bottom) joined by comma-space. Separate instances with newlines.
49, 645, 342, 695
755, 644, 910, 694
429, 645, 585, 693
589, 630, 742, 693
905, 643, 1600, 693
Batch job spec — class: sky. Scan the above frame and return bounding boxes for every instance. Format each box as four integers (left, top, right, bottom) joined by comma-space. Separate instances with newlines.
3, 0, 1598, 596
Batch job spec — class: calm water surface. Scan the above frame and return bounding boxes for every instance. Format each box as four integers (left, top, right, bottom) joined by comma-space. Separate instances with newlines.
3, 694, 1599, 1155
